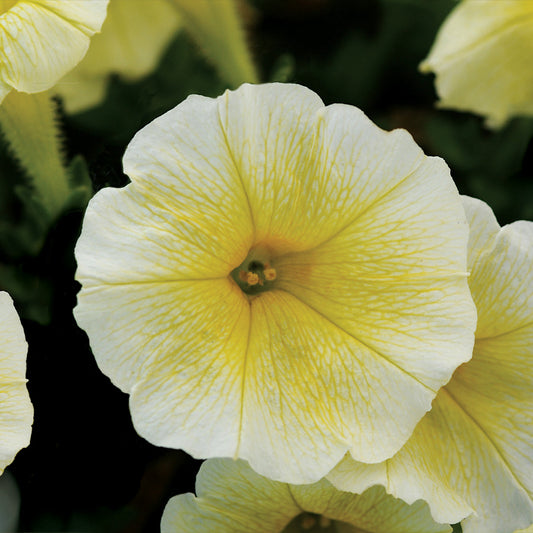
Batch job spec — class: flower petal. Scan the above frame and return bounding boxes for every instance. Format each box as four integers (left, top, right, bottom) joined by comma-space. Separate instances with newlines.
161, 458, 451, 533
240, 290, 465, 482
0, 292, 32, 473
421, 0, 533, 127
125, 279, 249, 457
329, 197, 533, 533
275, 106, 476, 461
0, 0, 108, 100
216, 83, 327, 252
129, 280, 468, 484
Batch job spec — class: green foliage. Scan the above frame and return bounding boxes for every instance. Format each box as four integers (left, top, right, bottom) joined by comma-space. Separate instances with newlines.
426, 114, 533, 223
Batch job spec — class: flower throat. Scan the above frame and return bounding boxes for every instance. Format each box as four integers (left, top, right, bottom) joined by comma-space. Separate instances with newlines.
231, 245, 277, 296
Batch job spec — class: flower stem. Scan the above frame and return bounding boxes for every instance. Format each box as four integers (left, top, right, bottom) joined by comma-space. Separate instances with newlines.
168, 0, 259, 86
0, 91, 69, 223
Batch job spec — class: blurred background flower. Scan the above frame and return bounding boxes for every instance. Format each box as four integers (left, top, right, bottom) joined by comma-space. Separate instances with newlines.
55, 0, 182, 114
421, 0, 533, 128
55, 0, 258, 114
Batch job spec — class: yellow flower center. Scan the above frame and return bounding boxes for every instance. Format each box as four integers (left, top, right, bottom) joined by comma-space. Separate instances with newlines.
0, 0, 17, 14
230, 244, 277, 296
282, 512, 354, 532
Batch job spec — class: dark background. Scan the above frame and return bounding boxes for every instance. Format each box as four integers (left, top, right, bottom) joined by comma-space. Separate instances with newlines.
2, 0, 532, 531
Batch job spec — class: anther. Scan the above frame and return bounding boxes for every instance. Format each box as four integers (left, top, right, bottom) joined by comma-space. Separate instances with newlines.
246, 272, 260, 286
263, 265, 277, 281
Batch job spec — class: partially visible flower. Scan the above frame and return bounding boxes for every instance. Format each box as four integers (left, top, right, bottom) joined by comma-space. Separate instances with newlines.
0, 0, 108, 103
74, 83, 476, 484
329, 196, 533, 533
55, 0, 181, 113
420, 0, 533, 128
161, 458, 451, 533
0, 292, 32, 473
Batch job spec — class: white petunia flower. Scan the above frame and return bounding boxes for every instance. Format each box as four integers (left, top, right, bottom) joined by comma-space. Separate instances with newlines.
74, 83, 476, 484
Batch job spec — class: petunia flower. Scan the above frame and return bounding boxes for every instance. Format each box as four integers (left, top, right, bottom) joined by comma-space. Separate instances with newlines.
55, 0, 182, 113
420, 0, 533, 128
74, 82, 476, 484
0, 292, 32, 474
0, 0, 109, 103
328, 196, 533, 533
161, 458, 451, 533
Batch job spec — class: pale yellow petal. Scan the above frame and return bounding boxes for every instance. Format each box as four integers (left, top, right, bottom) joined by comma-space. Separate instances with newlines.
421, 0, 533, 127
75, 183, 251, 287
471, 219, 533, 338
329, 197, 533, 533
216, 83, 325, 252
461, 195, 500, 272
277, 153, 475, 394
240, 289, 469, 482
161, 459, 300, 532
56, 0, 181, 113
161, 458, 450, 533
123, 280, 249, 458
0, 0, 108, 101
0, 292, 32, 473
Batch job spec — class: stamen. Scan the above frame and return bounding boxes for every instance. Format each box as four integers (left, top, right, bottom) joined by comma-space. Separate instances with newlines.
263, 265, 277, 281
230, 246, 278, 294
246, 272, 260, 286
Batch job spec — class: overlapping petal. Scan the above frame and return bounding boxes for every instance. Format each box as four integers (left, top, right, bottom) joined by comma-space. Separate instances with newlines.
161, 458, 451, 533
0, 0, 108, 103
328, 196, 533, 533
75, 83, 475, 483
55, 0, 181, 113
421, 0, 533, 127
0, 292, 32, 473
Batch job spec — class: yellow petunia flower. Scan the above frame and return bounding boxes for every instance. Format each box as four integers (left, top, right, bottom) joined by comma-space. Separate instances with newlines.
161, 458, 451, 533
329, 196, 533, 533
0, 0, 109, 103
420, 0, 533, 128
55, 0, 181, 113
74, 83, 476, 484
0, 292, 32, 474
